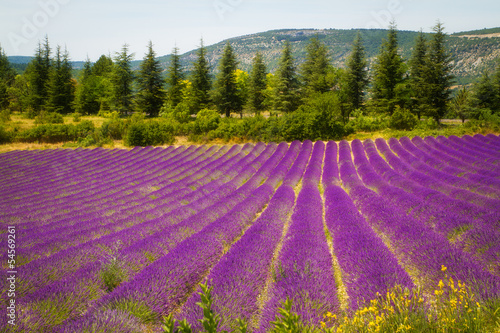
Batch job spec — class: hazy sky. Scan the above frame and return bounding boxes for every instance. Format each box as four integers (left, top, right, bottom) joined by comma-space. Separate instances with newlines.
1, 0, 499, 60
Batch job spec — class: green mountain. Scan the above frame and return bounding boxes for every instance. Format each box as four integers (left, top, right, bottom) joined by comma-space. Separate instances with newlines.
154, 27, 500, 86
9, 27, 500, 85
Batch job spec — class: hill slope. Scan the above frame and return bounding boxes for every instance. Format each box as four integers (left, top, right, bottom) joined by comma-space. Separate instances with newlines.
9, 27, 500, 85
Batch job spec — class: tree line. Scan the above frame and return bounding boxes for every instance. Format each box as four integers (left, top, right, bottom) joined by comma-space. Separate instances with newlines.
1, 21, 500, 143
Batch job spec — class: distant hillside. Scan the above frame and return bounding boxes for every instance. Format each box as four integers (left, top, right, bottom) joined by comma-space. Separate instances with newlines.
9, 27, 500, 85
156, 27, 500, 86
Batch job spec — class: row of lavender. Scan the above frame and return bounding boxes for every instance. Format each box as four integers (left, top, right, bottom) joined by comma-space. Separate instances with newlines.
0, 134, 499, 332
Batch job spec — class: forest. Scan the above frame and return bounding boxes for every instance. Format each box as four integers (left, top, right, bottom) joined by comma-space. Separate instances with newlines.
0, 22, 499, 147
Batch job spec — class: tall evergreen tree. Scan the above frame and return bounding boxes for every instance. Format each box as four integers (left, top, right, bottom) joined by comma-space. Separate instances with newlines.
26, 36, 51, 112
408, 30, 428, 119
213, 42, 241, 117
46, 46, 74, 114
74, 58, 100, 115
301, 36, 331, 96
472, 71, 499, 113
247, 52, 267, 115
112, 44, 134, 115
0, 44, 16, 110
191, 39, 212, 113
274, 40, 300, 113
137, 41, 165, 117
344, 31, 369, 112
370, 22, 406, 115
92, 55, 114, 77
166, 46, 184, 109
424, 22, 454, 123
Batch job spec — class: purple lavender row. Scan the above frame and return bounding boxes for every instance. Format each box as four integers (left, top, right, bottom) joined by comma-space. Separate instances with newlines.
2, 145, 197, 212
339, 140, 500, 300
0, 146, 186, 215
386, 138, 500, 212
398, 137, 500, 194
53, 143, 298, 331
1, 145, 209, 227
0, 146, 169, 203
482, 134, 500, 148
322, 141, 339, 188
13, 144, 228, 237
2, 143, 273, 299
461, 135, 500, 158
423, 136, 499, 175
61, 184, 278, 332
173, 142, 312, 330
258, 184, 339, 332
177, 184, 296, 332
440, 135, 499, 166
324, 185, 414, 311
4, 146, 241, 265
411, 136, 500, 182
369, 139, 500, 236
302, 141, 324, 187
352, 139, 500, 276
281, 140, 312, 187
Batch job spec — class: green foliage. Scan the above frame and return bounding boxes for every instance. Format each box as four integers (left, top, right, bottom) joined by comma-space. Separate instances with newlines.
280, 92, 352, 141
190, 39, 212, 113
17, 120, 95, 143
247, 52, 267, 114
112, 44, 135, 116
274, 40, 300, 113
166, 47, 185, 109
125, 119, 175, 147
344, 32, 369, 112
301, 37, 332, 96
389, 107, 419, 130
213, 42, 242, 117
45, 46, 75, 114
193, 108, 220, 134
136, 41, 166, 117
34, 111, 64, 124
0, 125, 12, 144
0, 109, 11, 123
270, 298, 312, 333
100, 256, 127, 292
101, 117, 126, 140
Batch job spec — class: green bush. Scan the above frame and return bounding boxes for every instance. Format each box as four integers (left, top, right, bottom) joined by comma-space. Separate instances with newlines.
0, 125, 12, 144
0, 109, 11, 123
193, 109, 220, 134
101, 118, 127, 140
125, 120, 175, 147
389, 107, 419, 130
34, 111, 64, 125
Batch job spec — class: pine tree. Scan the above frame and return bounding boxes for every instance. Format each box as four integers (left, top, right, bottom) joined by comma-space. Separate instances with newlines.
274, 40, 300, 113
46, 46, 74, 114
247, 52, 267, 115
112, 44, 134, 116
166, 46, 184, 109
26, 36, 51, 112
191, 39, 212, 113
472, 71, 499, 113
345, 31, 369, 112
370, 22, 407, 115
301, 36, 331, 96
0, 44, 16, 110
424, 22, 455, 123
74, 58, 101, 115
408, 30, 428, 119
137, 41, 165, 117
213, 42, 241, 117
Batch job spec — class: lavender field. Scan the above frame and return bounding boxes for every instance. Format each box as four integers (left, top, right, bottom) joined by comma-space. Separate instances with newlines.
1, 134, 500, 332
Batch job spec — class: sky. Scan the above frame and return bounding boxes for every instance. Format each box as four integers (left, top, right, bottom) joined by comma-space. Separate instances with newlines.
1, 0, 499, 61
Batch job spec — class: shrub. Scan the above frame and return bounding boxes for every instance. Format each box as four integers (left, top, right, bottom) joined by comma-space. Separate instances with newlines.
101, 118, 127, 140
389, 107, 419, 130
193, 109, 220, 134
125, 120, 175, 147
0, 125, 12, 144
0, 109, 11, 123
34, 111, 65, 125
